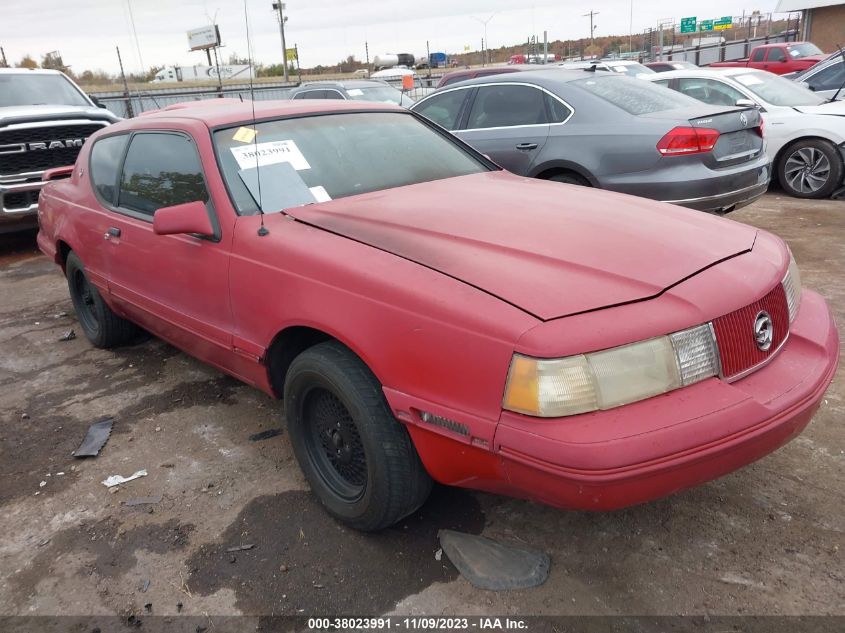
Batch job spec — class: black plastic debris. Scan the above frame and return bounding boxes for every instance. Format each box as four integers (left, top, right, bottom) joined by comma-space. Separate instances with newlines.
59, 329, 76, 342
438, 529, 550, 591
226, 544, 255, 552
74, 418, 114, 457
248, 428, 282, 442
124, 495, 163, 507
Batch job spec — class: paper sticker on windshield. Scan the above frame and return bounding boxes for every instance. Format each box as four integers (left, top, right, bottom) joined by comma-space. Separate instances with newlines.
232, 127, 257, 143
347, 88, 364, 96
230, 140, 310, 171
735, 74, 763, 86
309, 186, 332, 202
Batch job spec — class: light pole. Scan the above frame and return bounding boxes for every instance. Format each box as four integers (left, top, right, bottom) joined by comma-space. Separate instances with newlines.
472, 13, 497, 66
272, 2, 289, 82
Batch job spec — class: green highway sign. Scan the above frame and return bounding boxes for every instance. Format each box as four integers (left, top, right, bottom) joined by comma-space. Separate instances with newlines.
680, 16, 697, 34
700, 19, 714, 31
714, 15, 733, 30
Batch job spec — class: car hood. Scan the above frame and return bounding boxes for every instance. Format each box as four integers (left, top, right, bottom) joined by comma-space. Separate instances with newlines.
0, 104, 118, 125
793, 100, 845, 116
288, 172, 757, 321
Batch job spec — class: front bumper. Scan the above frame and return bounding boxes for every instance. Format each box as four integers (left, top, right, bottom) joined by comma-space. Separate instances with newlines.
398, 290, 837, 510
0, 175, 42, 232
493, 290, 838, 510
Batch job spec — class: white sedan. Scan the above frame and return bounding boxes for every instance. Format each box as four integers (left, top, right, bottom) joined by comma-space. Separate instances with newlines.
648, 68, 845, 199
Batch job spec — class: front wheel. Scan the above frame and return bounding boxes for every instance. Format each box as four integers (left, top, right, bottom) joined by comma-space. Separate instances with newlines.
777, 139, 843, 199
284, 341, 432, 531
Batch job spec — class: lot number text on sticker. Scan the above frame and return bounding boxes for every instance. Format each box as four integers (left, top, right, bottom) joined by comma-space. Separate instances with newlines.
231, 140, 311, 171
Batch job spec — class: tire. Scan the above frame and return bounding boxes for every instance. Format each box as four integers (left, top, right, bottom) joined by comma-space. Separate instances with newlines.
777, 139, 843, 199
548, 171, 590, 187
284, 341, 432, 531
66, 251, 137, 348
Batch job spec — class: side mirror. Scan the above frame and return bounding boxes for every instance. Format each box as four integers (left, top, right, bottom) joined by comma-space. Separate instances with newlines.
736, 98, 758, 108
780, 58, 788, 63
153, 200, 214, 237
90, 96, 108, 109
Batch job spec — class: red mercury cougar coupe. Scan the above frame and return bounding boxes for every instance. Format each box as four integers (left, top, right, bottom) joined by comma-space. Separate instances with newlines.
37, 100, 838, 531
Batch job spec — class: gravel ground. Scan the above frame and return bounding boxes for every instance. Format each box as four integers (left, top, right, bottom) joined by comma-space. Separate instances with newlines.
0, 193, 842, 622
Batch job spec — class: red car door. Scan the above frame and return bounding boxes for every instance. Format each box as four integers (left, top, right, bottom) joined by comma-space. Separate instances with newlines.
99, 130, 234, 359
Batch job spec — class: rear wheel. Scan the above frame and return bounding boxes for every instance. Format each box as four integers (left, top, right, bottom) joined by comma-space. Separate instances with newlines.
284, 341, 432, 531
547, 171, 590, 187
777, 139, 843, 199
66, 252, 136, 348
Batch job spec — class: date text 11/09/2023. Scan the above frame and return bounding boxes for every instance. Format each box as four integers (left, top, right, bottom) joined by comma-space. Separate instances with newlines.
307, 617, 529, 630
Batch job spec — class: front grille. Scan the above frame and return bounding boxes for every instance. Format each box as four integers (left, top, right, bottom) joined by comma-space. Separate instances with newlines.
3, 190, 39, 210
712, 284, 790, 379
0, 123, 106, 176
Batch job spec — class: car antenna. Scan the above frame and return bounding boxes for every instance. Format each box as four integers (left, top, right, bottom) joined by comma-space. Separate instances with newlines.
829, 44, 845, 103
243, 0, 268, 236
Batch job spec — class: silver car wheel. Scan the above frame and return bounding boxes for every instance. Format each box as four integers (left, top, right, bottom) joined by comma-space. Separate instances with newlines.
784, 147, 831, 195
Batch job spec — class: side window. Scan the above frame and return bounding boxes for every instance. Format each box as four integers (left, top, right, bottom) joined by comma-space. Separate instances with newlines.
466, 85, 548, 129
652, 79, 671, 88
767, 48, 786, 62
544, 93, 573, 123
118, 133, 208, 218
324, 90, 345, 100
808, 63, 845, 90
293, 90, 324, 99
90, 134, 129, 205
678, 78, 745, 107
413, 89, 469, 130
751, 49, 766, 62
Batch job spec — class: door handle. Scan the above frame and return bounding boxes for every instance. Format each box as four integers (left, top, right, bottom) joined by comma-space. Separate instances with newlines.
104, 227, 121, 240
516, 142, 538, 151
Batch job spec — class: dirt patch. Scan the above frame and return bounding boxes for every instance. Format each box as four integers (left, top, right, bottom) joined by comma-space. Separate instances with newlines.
10, 517, 194, 604
187, 487, 485, 615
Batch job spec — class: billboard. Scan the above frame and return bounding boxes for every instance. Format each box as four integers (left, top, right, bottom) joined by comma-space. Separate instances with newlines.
187, 25, 221, 51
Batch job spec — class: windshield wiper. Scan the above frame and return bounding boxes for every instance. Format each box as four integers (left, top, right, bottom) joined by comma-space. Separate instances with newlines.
828, 44, 845, 103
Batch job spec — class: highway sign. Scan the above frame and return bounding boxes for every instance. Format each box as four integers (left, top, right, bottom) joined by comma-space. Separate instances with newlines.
680, 17, 697, 34
700, 19, 714, 31
714, 16, 733, 30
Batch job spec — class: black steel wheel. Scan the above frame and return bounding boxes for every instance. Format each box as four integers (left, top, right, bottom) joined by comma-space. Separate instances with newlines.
302, 387, 367, 502
284, 341, 432, 531
65, 251, 137, 348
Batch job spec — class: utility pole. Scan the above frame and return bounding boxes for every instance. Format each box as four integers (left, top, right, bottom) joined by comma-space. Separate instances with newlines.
116, 46, 134, 118
272, 2, 289, 82
0, 47, 7, 67
583, 10, 599, 50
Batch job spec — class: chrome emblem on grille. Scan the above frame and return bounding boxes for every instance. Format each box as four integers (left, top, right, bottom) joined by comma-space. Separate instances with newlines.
739, 112, 748, 127
754, 310, 773, 351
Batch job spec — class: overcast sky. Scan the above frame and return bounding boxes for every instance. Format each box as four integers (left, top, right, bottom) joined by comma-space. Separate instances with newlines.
2, 0, 787, 74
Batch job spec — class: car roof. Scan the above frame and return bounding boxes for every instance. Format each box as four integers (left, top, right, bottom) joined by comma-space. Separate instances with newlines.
646, 67, 759, 80
293, 79, 389, 90
0, 68, 66, 75
129, 98, 403, 128
444, 68, 606, 88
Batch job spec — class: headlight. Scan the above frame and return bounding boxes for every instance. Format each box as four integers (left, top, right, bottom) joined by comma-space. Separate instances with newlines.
503, 323, 719, 418
782, 252, 801, 322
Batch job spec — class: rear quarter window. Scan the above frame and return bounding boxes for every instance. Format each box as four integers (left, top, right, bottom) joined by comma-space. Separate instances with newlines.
572, 75, 696, 115
90, 134, 129, 205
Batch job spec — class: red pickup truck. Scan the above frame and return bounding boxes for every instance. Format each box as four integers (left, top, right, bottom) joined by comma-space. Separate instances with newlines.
709, 42, 826, 75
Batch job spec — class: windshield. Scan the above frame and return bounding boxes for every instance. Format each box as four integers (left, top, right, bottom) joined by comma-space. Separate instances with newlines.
346, 85, 414, 105
0, 73, 90, 107
732, 71, 826, 106
788, 43, 823, 59
606, 62, 655, 77
573, 74, 697, 115
213, 112, 489, 214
